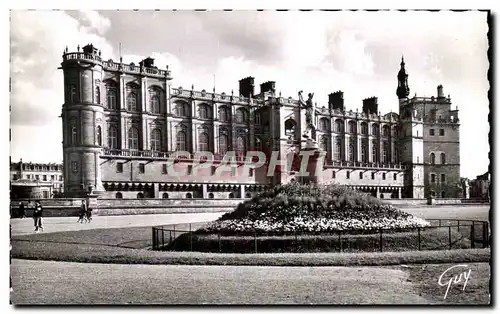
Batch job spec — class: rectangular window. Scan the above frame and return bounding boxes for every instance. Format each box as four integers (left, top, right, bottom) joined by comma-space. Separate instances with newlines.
59, 175, 63, 181
440, 173, 446, 183
162, 164, 168, 174
35, 175, 40, 180
249, 168, 254, 177
382, 173, 386, 180
371, 172, 375, 180
187, 165, 193, 175
116, 163, 123, 173
42, 175, 47, 181
50, 175, 55, 181
393, 173, 397, 181
26, 174, 30, 180
431, 174, 436, 183
439, 129, 445, 136
332, 171, 336, 179
429, 129, 435, 136
139, 164, 145, 173
359, 172, 363, 179
346, 171, 350, 179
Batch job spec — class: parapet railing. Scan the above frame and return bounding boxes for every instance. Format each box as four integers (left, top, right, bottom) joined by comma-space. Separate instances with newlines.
152, 219, 490, 253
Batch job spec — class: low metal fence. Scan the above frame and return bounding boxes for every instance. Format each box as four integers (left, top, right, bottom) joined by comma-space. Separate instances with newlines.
151, 219, 490, 253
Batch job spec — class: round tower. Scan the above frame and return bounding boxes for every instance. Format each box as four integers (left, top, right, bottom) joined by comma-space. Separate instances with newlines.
60, 44, 105, 197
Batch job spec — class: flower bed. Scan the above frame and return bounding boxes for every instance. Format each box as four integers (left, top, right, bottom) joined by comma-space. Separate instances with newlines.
197, 182, 430, 235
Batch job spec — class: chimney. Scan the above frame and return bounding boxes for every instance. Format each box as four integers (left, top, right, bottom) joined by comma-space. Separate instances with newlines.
437, 84, 444, 98
82, 44, 98, 55
328, 91, 344, 110
239, 77, 255, 98
139, 57, 155, 68
362, 97, 379, 115
260, 81, 276, 94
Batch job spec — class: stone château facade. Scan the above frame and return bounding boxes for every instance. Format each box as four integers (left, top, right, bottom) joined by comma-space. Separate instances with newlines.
60, 44, 461, 199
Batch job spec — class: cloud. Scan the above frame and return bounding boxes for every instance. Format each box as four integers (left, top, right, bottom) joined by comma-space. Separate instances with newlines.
10, 10, 114, 163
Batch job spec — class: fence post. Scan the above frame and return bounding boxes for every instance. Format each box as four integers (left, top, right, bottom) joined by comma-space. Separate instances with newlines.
448, 226, 452, 250
471, 223, 475, 249
418, 227, 421, 251
254, 231, 258, 254
379, 229, 383, 252
295, 232, 298, 253
483, 222, 488, 248
457, 220, 460, 232
152, 228, 156, 250
169, 230, 172, 245
339, 232, 342, 252
439, 219, 442, 227
218, 233, 221, 253
173, 225, 176, 241
189, 223, 193, 252
161, 227, 165, 249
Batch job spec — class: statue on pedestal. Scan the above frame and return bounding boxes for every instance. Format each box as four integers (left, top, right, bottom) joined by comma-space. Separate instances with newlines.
298, 91, 317, 141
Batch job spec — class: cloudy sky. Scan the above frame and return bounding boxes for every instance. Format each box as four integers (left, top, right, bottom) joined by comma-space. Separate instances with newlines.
10, 10, 489, 179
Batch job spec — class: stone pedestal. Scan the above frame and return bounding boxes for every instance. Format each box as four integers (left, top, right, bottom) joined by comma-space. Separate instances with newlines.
86, 193, 99, 215
300, 139, 321, 184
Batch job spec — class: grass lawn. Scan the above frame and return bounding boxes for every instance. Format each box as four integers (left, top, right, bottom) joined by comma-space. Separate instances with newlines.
396, 262, 491, 305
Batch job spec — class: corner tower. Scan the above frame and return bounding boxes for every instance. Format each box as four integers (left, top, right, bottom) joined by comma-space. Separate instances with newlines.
59, 44, 105, 197
396, 56, 424, 198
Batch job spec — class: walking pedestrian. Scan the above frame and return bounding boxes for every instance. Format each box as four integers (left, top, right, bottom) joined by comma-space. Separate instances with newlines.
78, 200, 87, 223
33, 201, 44, 232
19, 202, 26, 219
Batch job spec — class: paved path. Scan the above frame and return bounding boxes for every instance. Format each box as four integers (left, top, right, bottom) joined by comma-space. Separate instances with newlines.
10, 212, 226, 236
10, 259, 430, 305
404, 205, 489, 221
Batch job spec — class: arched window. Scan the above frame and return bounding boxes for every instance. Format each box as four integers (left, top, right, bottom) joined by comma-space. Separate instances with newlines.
382, 142, 389, 164
441, 191, 446, 198
372, 124, 379, 136
228, 192, 234, 199
334, 138, 341, 161
255, 137, 262, 151
440, 153, 446, 164
70, 119, 77, 145
361, 139, 368, 162
334, 119, 343, 133
348, 121, 356, 134
108, 125, 118, 149
348, 141, 355, 162
69, 84, 77, 103
150, 128, 162, 151
219, 106, 229, 122
149, 87, 161, 114
219, 134, 228, 155
320, 136, 328, 152
255, 113, 261, 125
176, 130, 186, 151
372, 140, 378, 162
175, 102, 189, 117
199, 132, 209, 151
208, 193, 214, 199
236, 135, 246, 154
235, 108, 247, 123
394, 148, 399, 164
95, 85, 101, 104
105, 81, 117, 109
319, 118, 329, 132
127, 92, 137, 112
186, 193, 192, 199
441, 173, 446, 183
137, 193, 144, 199
430, 153, 436, 165
115, 192, 123, 199
128, 126, 139, 150
285, 119, 296, 137
96, 126, 102, 146
199, 104, 209, 119
162, 193, 169, 199
361, 122, 368, 135
382, 125, 390, 137
245, 193, 251, 198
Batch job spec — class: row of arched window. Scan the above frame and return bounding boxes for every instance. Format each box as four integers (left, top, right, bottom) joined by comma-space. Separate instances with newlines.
115, 192, 251, 199
172, 102, 261, 124
318, 137, 396, 163
105, 124, 263, 153
430, 152, 446, 165
317, 118, 394, 137
103, 81, 162, 113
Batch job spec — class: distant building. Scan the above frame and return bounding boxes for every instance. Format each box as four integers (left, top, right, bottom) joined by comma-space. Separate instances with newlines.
59, 44, 461, 199
470, 171, 490, 200
10, 160, 64, 199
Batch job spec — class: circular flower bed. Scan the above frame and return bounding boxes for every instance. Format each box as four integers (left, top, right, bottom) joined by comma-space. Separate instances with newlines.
198, 182, 430, 234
